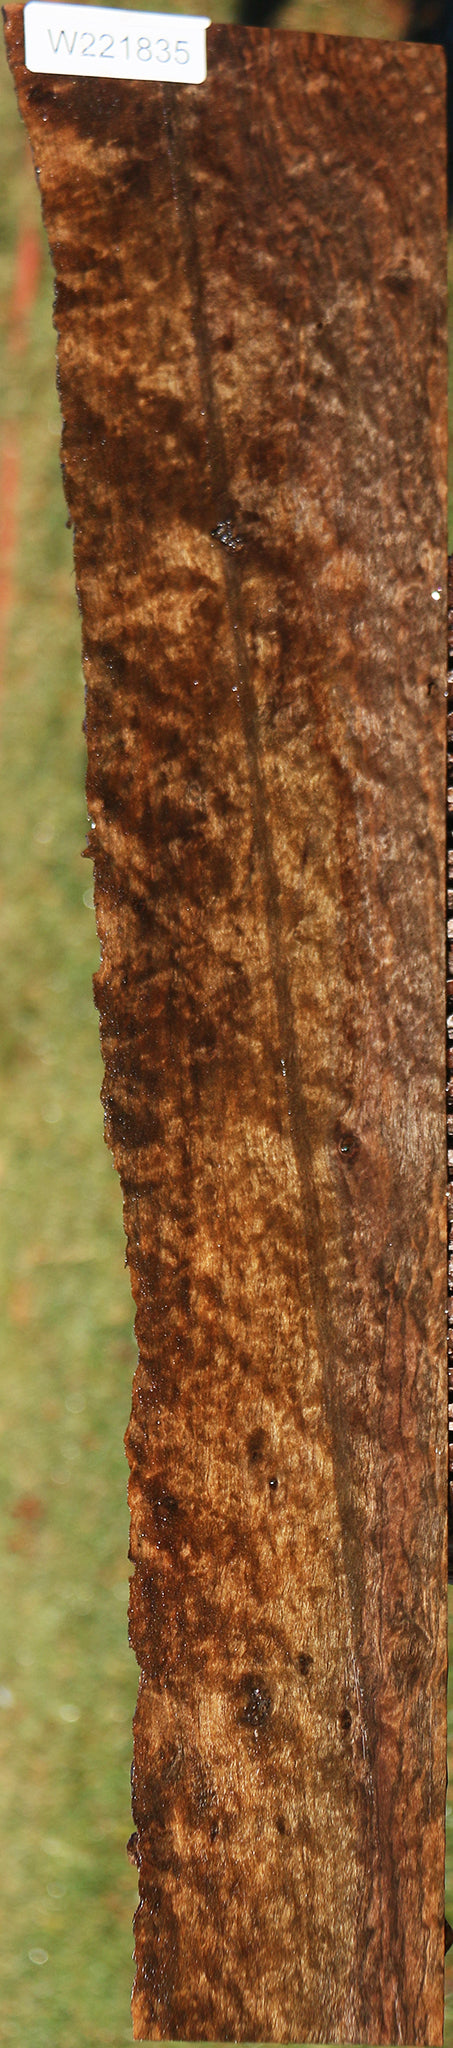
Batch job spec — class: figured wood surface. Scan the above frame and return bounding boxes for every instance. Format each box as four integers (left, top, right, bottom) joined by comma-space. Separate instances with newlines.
448, 567, 453, 1575
3, 13, 448, 2041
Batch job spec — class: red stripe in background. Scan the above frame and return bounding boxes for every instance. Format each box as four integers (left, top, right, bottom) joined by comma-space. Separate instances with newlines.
0, 433, 20, 685
9, 219, 42, 351
0, 177, 41, 691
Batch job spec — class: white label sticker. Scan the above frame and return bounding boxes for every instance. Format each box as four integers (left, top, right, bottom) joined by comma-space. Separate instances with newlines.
24, 3, 210, 83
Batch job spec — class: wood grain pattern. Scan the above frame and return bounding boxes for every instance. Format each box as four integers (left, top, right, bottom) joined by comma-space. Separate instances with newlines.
3, 13, 448, 2040
447, 559, 453, 1574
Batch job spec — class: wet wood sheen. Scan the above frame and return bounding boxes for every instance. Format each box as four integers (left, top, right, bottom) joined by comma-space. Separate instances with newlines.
3, 12, 448, 2041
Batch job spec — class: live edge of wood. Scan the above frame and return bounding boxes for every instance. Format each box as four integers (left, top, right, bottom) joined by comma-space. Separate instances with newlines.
3, 9, 449, 2041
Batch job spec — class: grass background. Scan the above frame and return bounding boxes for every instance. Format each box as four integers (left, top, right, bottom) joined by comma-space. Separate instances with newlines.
0, 4, 451, 2043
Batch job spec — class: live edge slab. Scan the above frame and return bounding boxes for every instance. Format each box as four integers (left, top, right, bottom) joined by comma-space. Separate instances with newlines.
3, 11, 448, 2042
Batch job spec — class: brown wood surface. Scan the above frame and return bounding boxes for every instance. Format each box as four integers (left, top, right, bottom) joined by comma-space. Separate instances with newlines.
3, 12, 448, 2041
448, 561, 453, 1584
448, 567, 453, 1579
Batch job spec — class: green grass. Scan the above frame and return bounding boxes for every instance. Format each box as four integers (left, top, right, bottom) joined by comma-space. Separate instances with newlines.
0, 5, 452, 2044
0, 40, 138, 2045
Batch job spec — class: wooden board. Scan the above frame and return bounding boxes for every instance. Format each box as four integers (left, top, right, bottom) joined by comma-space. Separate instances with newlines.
3, 13, 448, 2041
447, 563, 453, 1574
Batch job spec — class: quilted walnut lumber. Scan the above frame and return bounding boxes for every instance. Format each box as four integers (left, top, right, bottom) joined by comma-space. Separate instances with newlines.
447, 563, 453, 1568
3, 11, 448, 2041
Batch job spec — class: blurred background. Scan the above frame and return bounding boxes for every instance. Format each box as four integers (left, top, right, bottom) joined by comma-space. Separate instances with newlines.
0, 3, 451, 2043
